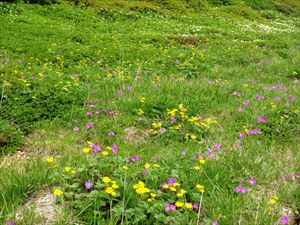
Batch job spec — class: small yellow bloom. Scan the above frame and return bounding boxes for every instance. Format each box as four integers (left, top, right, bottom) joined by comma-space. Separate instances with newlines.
170, 187, 176, 192
106, 146, 112, 150
47, 157, 55, 163
199, 159, 206, 164
144, 163, 151, 169
64, 166, 72, 172
177, 193, 184, 197
162, 184, 169, 189
185, 203, 193, 209
112, 183, 119, 189
173, 182, 180, 187
150, 193, 157, 198
71, 170, 76, 174
175, 201, 184, 207
122, 165, 128, 170
269, 196, 279, 205
148, 198, 153, 202
105, 187, 113, 194
102, 176, 111, 184
53, 189, 63, 196
140, 97, 146, 103
82, 147, 91, 154
102, 151, 108, 156
153, 164, 160, 168
191, 135, 197, 140
195, 166, 201, 171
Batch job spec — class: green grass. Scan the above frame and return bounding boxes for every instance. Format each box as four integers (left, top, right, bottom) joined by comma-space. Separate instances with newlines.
0, 1, 300, 224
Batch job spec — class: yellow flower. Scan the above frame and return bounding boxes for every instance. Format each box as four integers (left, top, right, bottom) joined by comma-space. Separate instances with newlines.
105, 187, 113, 194
47, 157, 55, 163
196, 184, 205, 193
148, 198, 153, 202
150, 193, 157, 198
195, 166, 201, 171
64, 166, 72, 172
106, 146, 112, 150
190, 135, 197, 140
112, 183, 119, 189
53, 189, 63, 196
173, 182, 180, 187
144, 163, 151, 169
269, 196, 279, 205
177, 192, 183, 197
102, 177, 111, 184
137, 109, 144, 116
175, 201, 184, 207
111, 191, 116, 197
140, 97, 146, 103
153, 164, 160, 168
122, 165, 128, 170
199, 159, 206, 164
185, 203, 193, 209
82, 147, 91, 154
136, 187, 150, 195
162, 184, 169, 189
71, 170, 76, 174
180, 189, 186, 194
102, 151, 108, 156
170, 187, 176, 192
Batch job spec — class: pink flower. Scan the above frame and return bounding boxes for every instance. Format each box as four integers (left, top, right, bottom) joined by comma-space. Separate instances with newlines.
165, 204, 176, 212
112, 143, 118, 154
131, 155, 140, 162
235, 182, 247, 193
207, 148, 215, 158
73, 127, 79, 131
85, 123, 94, 129
237, 107, 244, 112
239, 133, 244, 139
246, 129, 262, 135
170, 117, 176, 122
272, 96, 280, 102
126, 86, 133, 91
288, 95, 296, 101
242, 100, 250, 106
248, 176, 256, 185
86, 111, 93, 116
255, 95, 264, 100
256, 116, 268, 123
6, 221, 15, 225
211, 221, 218, 225
214, 143, 221, 151
143, 169, 148, 174
192, 203, 199, 210
85, 180, 93, 190
280, 215, 288, 224
117, 90, 123, 95
107, 131, 116, 136
93, 145, 102, 152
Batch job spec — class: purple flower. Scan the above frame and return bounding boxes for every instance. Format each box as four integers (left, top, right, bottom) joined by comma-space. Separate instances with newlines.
246, 129, 262, 135
85, 123, 94, 129
191, 155, 196, 160
280, 215, 288, 225
284, 102, 290, 107
272, 96, 280, 102
192, 203, 199, 210
160, 128, 167, 133
164, 204, 176, 212
255, 95, 264, 100
235, 182, 247, 193
248, 176, 256, 185
117, 90, 123, 95
211, 221, 218, 225
131, 155, 139, 162
233, 91, 241, 97
86, 111, 93, 116
242, 100, 250, 106
170, 117, 176, 122
288, 95, 296, 101
213, 143, 221, 151
181, 150, 187, 156
198, 152, 204, 158
73, 127, 79, 132
168, 178, 177, 186
93, 145, 102, 152
112, 143, 118, 154
107, 131, 116, 136
256, 116, 268, 123
126, 86, 133, 91
207, 148, 215, 158
237, 107, 244, 112
239, 132, 244, 139
143, 169, 148, 174
6, 221, 15, 225
85, 180, 93, 190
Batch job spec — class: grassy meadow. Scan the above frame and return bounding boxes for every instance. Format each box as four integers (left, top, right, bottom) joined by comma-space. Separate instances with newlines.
0, 1, 299, 224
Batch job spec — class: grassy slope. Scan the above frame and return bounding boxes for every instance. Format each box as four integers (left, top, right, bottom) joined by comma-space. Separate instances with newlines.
0, 1, 300, 224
